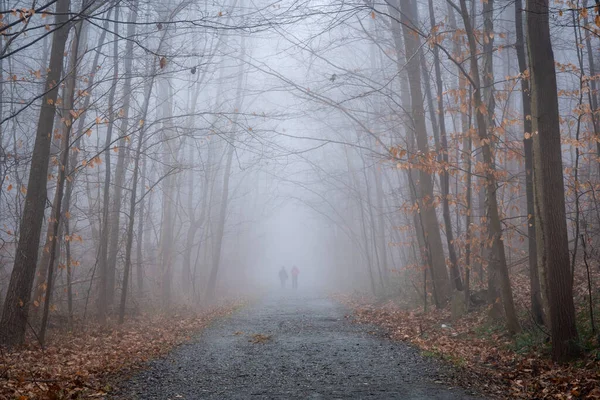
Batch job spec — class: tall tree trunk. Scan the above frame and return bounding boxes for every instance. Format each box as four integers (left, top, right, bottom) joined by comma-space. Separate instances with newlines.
205, 141, 235, 301
39, 6, 89, 344
158, 84, 176, 307
458, 0, 520, 333
0, 0, 71, 347
97, 6, 123, 323
396, 0, 451, 307
387, 6, 433, 303
447, 1, 473, 304
118, 102, 148, 324
461, 78, 473, 307
117, 105, 148, 324
106, 4, 139, 308
428, 0, 462, 291
118, 55, 159, 324
205, 30, 248, 301
526, 0, 580, 361
373, 162, 389, 282
514, 0, 545, 325
358, 144, 384, 290
481, 0, 503, 319
31, 182, 61, 315
346, 148, 376, 295
136, 152, 147, 295
64, 215, 73, 329
582, 0, 600, 173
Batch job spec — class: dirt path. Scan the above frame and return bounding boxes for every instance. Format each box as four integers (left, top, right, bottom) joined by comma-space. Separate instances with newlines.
111, 292, 483, 399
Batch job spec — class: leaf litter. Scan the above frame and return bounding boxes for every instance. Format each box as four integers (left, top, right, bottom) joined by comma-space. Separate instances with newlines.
337, 269, 600, 400
0, 303, 241, 399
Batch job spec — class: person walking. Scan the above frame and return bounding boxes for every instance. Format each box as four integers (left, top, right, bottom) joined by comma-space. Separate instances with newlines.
291, 265, 299, 289
279, 266, 288, 288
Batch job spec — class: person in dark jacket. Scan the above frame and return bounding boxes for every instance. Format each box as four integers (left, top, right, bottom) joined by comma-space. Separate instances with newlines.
279, 266, 288, 288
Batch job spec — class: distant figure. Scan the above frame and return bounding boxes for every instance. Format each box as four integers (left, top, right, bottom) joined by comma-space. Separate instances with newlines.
291, 265, 299, 289
279, 266, 288, 288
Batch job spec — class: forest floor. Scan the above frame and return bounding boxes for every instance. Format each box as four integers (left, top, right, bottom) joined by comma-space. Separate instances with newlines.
0, 302, 241, 399
110, 291, 483, 399
339, 268, 600, 399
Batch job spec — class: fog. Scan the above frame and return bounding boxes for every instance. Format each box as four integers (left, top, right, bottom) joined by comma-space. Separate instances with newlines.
0, 0, 596, 343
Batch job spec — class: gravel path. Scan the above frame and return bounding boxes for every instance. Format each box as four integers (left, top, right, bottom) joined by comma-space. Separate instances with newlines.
111, 291, 483, 399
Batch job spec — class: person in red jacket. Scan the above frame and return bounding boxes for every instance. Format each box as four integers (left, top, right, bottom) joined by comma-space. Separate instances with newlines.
291, 265, 299, 289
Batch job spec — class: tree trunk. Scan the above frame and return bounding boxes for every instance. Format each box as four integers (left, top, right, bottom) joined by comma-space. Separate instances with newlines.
526, 0, 580, 361
118, 52, 159, 325
358, 145, 384, 290
205, 31, 248, 301
64, 216, 73, 329
98, 6, 123, 323
136, 152, 147, 295
480, 0, 503, 319
387, 6, 433, 304
373, 162, 389, 282
0, 0, 71, 347
39, 7, 89, 344
428, 0, 462, 291
105, 3, 139, 307
158, 85, 176, 307
31, 183, 61, 315
582, 0, 600, 173
458, 0, 520, 333
346, 148, 376, 295
447, 0, 473, 305
514, 0, 545, 326
205, 141, 235, 301
396, 0, 451, 307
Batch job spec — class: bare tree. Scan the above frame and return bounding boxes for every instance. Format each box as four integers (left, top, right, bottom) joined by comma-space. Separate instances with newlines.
526, 0, 580, 361
0, 0, 72, 347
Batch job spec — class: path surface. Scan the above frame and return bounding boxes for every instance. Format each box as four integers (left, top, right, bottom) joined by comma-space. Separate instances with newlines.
112, 292, 483, 399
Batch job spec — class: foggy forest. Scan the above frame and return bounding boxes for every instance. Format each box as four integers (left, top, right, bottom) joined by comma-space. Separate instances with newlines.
0, 0, 599, 398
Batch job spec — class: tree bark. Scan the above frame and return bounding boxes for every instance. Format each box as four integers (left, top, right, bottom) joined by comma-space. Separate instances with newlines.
428, 0, 462, 291
582, 0, 600, 173
39, 6, 89, 344
118, 52, 159, 325
0, 0, 71, 347
514, 0, 545, 326
480, 0, 503, 319
396, 0, 451, 306
97, 5, 123, 322
526, 0, 580, 361
136, 152, 147, 295
205, 30, 248, 301
387, 4, 434, 304
105, 4, 138, 307
458, 0, 520, 333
